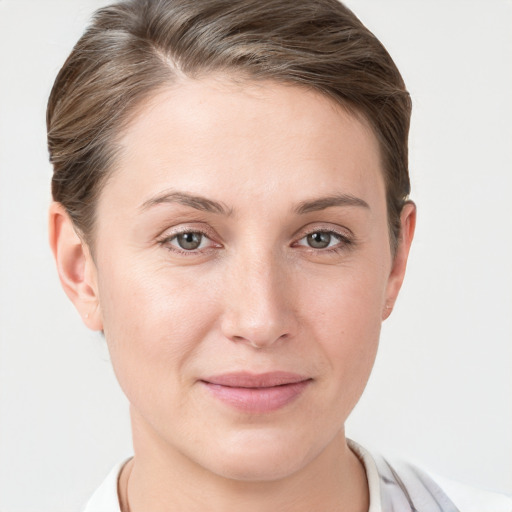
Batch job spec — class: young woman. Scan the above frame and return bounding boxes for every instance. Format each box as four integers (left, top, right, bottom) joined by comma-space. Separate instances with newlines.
47, 1, 512, 510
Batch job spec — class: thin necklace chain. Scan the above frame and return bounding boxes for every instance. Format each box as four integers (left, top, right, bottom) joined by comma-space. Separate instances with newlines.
120, 460, 133, 512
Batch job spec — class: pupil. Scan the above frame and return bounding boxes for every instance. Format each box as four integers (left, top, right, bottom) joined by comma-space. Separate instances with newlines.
178, 232, 202, 250
307, 232, 331, 249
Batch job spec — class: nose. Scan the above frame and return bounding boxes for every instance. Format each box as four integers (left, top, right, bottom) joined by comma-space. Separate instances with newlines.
220, 249, 297, 349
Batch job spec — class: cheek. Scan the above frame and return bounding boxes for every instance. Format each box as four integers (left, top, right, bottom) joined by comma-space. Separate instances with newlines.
300, 257, 386, 396
304, 256, 387, 335
96, 259, 220, 394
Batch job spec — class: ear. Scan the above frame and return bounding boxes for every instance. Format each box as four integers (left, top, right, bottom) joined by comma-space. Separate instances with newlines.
382, 201, 416, 320
48, 202, 103, 331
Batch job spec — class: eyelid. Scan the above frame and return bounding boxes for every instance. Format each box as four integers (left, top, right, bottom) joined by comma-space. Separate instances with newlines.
293, 223, 353, 240
292, 224, 355, 250
156, 224, 223, 253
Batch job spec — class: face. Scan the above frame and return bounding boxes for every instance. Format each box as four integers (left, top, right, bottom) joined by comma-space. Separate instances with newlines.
83, 77, 412, 481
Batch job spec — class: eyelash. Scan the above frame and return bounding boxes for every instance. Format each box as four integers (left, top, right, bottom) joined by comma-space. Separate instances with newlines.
157, 227, 354, 255
157, 228, 220, 256
294, 228, 353, 254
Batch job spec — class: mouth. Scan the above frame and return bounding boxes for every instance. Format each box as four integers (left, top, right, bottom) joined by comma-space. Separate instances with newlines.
200, 372, 312, 413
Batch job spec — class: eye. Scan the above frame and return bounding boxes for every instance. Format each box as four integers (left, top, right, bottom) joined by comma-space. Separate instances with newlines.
306, 232, 334, 249
296, 230, 348, 250
173, 232, 205, 250
161, 230, 218, 252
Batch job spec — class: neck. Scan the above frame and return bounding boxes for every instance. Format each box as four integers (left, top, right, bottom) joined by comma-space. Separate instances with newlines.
120, 409, 369, 512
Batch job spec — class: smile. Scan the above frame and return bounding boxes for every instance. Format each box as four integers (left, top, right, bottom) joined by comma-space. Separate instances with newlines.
200, 372, 312, 413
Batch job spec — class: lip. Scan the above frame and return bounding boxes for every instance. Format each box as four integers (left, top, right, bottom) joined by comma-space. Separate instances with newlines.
200, 372, 312, 413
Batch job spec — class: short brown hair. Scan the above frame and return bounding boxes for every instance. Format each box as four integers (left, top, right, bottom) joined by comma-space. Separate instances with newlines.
47, 0, 411, 250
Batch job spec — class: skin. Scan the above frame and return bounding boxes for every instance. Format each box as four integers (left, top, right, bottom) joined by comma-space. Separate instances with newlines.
49, 76, 415, 512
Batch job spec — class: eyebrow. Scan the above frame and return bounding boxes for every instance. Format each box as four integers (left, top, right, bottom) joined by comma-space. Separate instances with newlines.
295, 194, 370, 214
140, 191, 232, 215
140, 190, 369, 216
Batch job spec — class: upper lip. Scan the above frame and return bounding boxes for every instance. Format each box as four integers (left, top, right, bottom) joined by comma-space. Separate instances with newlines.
202, 372, 310, 388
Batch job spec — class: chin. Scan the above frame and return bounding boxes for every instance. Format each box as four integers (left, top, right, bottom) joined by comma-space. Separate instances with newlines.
209, 454, 307, 483
197, 428, 319, 482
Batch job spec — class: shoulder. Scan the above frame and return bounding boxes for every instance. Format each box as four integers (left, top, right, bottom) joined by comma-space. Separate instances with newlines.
82, 458, 131, 512
427, 472, 512, 512
348, 440, 512, 512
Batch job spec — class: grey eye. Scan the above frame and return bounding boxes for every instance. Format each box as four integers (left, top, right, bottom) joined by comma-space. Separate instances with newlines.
176, 232, 203, 250
306, 232, 332, 249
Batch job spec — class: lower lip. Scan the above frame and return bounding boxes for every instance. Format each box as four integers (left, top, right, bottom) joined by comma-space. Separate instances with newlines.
202, 380, 311, 413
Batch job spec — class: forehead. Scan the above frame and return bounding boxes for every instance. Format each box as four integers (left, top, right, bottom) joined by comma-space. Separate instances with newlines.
104, 76, 385, 212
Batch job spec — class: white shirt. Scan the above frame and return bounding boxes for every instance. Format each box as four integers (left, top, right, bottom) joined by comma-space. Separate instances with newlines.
83, 441, 512, 512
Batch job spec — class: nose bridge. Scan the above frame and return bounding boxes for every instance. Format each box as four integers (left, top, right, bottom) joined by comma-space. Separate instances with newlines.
221, 245, 295, 348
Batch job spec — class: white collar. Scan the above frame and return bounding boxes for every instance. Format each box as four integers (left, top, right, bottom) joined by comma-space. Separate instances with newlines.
82, 458, 129, 512
82, 442, 512, 512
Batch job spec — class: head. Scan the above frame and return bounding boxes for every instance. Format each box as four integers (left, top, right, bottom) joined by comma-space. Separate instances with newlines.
48, 0, 415, 483
48, 0, 411, 253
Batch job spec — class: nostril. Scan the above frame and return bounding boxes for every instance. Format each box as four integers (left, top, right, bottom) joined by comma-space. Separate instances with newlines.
228, 331, 291, 349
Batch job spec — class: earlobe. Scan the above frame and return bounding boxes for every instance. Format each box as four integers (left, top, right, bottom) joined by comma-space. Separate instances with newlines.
382, 201, 416, 320
48, 202, 103, 331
